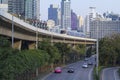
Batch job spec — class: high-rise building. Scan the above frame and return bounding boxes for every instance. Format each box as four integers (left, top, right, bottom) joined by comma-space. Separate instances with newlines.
71, 10, 77, 30
25, 0, 40, 20
57, 8, 61, 26
78, 16, 84, 32
61, 0, 71, 30
90, 20, 120, 39
103, 12, 120, 21
48, 4, 59, 25
0, 4, 8, 12
0, 0, 8, 12
89, 7, 96, 20
0, 0, 8, 4
8, 0, 25, 17
84, 15, 90, 37
8, 0, 40, 20
84, 7, 96, 37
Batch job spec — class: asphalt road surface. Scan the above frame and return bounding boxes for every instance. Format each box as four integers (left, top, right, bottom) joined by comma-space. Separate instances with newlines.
42, 56, 95, 80
101, 67, 120, 80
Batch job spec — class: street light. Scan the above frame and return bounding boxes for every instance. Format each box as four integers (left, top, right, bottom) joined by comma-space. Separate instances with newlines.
85, 32, 87, 58
96, 20, 99, 75
35, 20, 38, 49
12, 14, 14, 48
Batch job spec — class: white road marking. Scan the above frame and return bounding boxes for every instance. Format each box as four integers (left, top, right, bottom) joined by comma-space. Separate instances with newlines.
101, 67, 120, 80
114, 69, 117, 80
89, 67, 94, 80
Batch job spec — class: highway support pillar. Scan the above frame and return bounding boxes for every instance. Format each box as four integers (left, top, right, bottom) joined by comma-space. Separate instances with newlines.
13, 40, 22, 50
28, 42, 36, 49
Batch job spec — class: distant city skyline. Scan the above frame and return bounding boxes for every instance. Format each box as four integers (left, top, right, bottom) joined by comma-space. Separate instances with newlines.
40, 0, 120, 20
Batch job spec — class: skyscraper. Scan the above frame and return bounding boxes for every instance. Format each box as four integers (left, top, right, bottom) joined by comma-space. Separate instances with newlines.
89, 7, 96, 20
0, 0, 8, 4
25, 0, 40, 20
8, 0, 25, 17
0, 0, 8, 12
25, 0, 33, 19
8, 0, 40, 20
78, 16, 84, 32
48, 4, 59, 25
61, 0, 71, 30
71, 10, 77, 30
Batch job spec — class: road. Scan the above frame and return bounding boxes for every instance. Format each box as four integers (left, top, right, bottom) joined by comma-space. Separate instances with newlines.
42, 56, 95, 80
101, 67, 120, 80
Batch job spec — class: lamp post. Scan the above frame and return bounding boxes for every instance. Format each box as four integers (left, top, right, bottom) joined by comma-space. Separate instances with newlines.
35, 20, 38, 49
12, 14, 14, 48
96, 20, 99, 75
85, 32, 87, 58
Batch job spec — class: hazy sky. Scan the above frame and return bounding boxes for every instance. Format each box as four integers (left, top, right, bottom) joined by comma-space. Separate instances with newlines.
40, 0, 120, 20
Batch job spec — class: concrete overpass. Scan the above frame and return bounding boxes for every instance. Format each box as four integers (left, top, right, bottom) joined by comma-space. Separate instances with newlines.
0, 10, 96, 50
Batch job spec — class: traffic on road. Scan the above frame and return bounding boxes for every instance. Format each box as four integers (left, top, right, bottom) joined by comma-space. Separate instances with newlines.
42, 56, 95, 80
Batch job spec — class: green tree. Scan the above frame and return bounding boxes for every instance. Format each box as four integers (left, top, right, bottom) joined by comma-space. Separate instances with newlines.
99, 33, 120, 66
38, 39, 61, 63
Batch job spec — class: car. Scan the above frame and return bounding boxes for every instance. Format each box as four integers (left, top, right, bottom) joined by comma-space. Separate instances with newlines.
84, 58, 88, 61
82, 63, 88, 68
54, 67, 62, 73
67, 67, 74, 73
88, 61, 93, 65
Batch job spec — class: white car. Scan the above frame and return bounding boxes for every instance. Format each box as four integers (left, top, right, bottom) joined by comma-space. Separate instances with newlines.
82, 63, 88, 68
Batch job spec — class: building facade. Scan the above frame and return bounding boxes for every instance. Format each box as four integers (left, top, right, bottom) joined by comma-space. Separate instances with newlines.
61, 0, 71, 30
78, 16, 84, 32
90, 20, 120, 39
0, 4, 8, 12
25, 0, 40, 20
0, 0, 8, 4
48, 4, 59, 25
8, 0, 40, 20
71, 10, 77, 30
8, 0, 25, 17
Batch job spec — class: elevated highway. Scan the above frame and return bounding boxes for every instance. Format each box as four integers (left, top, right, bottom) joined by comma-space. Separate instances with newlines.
0, 10, 96, 49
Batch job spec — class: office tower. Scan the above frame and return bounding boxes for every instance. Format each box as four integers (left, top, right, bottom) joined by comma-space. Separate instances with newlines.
84, 7, 96, 37
0, 0, 8, 12
25, 0, 40, 20
25, 0, 33, 19
77, 16, 84, 32
90, 20, 120, 39
71, 10, 77, 30
8, 0, 25, 17
57, 8, 61, 26
35, 0, 40, 20
0, 4, 8, 12
84, 15, 90, 37
0, 0, 8, 4
103, 12, 120, 21
89, 7, 96, 20
61, 0, 71, 30
8, 0, 40, 20
48, 4, 59, 25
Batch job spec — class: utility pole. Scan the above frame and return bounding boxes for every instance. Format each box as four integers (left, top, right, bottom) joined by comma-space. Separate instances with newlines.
35, 20, 38, 49
96, 20, 99, 75
12, 9, 14, 48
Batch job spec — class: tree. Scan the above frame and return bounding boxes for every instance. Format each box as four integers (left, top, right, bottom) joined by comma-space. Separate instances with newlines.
38, 39, 61, 63
99, 33, 120, 66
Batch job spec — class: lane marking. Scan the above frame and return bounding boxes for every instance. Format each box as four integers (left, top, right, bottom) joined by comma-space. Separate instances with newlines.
101, 67, 120, 80
89, 67, 94, 80
114, 68, 119, 80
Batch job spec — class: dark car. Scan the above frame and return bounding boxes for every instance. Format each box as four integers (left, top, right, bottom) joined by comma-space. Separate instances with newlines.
67, 67, 74, 73
88, 61, 93, 65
